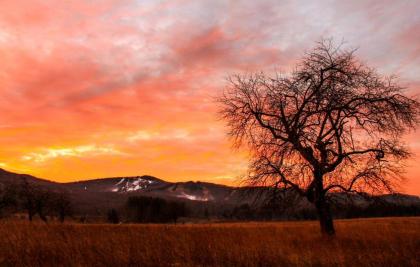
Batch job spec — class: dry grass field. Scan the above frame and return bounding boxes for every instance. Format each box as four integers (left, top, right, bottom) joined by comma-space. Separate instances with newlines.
0, 217, 419, 267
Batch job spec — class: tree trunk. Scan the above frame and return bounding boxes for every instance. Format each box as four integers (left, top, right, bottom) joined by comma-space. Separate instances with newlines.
315, 199, 335, 236
28, 210, 34, 221
311, 169, 335, 236
59, 211, 65, 223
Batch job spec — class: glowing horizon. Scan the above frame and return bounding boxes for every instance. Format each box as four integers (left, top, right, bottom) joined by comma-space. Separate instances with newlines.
0, 1, 419, 194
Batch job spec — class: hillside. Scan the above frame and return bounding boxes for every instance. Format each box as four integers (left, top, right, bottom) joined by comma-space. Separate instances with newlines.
0, 168, 242, 216
1, 168, 419, 219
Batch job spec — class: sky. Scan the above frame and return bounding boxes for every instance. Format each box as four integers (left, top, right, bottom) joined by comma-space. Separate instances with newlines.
0, 0, 419, 194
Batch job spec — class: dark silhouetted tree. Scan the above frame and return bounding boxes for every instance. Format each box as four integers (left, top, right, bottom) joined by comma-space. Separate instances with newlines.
19, 179, 37, 221
107, 208, 120, 224
51, 192, 73, 223
19, 179, 52, 222
231, 204, 254, 220
0, 183, 18, 217
218, 39, 419, 235
126, 196, 187, 223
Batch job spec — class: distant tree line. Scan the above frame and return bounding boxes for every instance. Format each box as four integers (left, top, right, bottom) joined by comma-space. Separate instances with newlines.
124, 196, 188, 223
0, 179, 73, 222
333, 200, 420, 219
219, 200, 420, 221
1, 179, 419, 223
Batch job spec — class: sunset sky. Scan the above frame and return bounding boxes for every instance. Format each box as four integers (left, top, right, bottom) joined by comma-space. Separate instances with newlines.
0, 0, 419, 194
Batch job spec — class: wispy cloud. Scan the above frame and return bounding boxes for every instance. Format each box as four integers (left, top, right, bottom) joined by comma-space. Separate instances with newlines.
21, 145, 126, 163
127, 129, 190, 142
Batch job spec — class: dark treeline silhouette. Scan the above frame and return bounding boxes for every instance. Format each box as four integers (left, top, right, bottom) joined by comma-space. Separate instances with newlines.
125, 196, 188, 223
1, 177, 419, 224
334, 199, 420, 219
222, 199, 420, 221
0, 183, 18, 217
107, 208, 120, 224
0, 178, 73, 222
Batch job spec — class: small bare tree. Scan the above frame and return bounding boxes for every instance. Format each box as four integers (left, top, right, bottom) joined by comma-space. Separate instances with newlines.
51, 192, 73, 223
0, 183, 18, 217
19, 179, 51, 222
218, 40, 419, 235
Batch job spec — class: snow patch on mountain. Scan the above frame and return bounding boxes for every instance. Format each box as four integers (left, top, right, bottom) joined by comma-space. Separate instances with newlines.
111, 177, 215, 202
112, 177, 154, 192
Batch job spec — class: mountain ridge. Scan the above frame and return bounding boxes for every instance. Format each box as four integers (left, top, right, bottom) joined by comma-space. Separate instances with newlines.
1, 168, 419, 209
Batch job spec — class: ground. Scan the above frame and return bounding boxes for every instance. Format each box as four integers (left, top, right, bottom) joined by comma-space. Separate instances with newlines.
0, 217, 419, 266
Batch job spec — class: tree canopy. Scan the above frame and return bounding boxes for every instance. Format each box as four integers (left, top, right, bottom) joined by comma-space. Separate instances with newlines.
218, 40, 420, 235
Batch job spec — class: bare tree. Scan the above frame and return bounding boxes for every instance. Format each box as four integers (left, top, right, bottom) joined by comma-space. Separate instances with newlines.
0, 183, 18, 217
51, 192, 73, 223
19, 179, 37, 221
19, 179, 51, 222
218, 40, 420, 235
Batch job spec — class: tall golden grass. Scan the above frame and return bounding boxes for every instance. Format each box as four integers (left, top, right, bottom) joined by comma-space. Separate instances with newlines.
0, 217, 419, 266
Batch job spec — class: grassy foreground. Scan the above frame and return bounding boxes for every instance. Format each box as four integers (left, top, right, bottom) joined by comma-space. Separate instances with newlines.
0, 217, 419, 267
